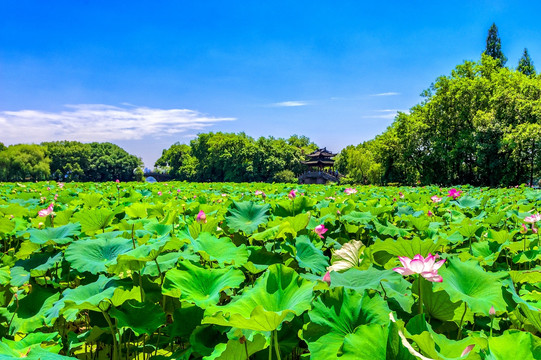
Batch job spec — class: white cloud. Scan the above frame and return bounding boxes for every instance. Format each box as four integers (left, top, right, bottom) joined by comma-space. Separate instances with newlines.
271, 100, 309, 107
361, 109, 409, 120
0, 104, 235, 144
370, 92, 400, 96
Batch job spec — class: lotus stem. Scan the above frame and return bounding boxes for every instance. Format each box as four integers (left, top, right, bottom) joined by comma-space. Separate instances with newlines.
273, 330, 282, 360
457, 302, 467, 340
101, 309, 119, 360
418, 276, 423, 316
490, 317, 494, 338
268, 331, 272, 360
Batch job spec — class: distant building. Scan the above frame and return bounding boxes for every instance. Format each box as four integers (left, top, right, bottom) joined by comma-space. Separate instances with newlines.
298, 147, 340, 184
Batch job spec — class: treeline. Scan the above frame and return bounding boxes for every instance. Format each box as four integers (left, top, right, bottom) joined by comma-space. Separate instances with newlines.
0, 141, 142, 182
155, 133, 317, 182
337, 24, 541, 186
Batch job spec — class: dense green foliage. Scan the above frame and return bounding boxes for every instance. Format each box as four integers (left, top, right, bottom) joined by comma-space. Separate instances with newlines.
338, 54, 541, 186
0, 142, 142, 182
155, 133, 318, 182
1, 182, 541, 359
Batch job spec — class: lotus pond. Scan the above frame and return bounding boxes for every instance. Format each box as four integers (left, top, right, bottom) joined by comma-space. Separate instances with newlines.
1, 182, 541, 359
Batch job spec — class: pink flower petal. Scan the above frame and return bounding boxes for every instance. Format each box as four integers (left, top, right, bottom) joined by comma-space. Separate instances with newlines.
393, 267, 415, 276
409, 259, 425, 273
461, 344, 475, 357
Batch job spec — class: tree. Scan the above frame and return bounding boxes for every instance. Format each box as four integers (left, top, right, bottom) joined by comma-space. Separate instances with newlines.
0, 144, 51, 181
517, 48, 535, 76
155, 143, 197, 181
85, 143, 142, 182
484, 23, 507, 67
42, 141, 91, 181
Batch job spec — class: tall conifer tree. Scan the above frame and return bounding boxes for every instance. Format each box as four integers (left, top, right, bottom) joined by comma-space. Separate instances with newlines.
484, 23, 507, 67
517, 48, 536, 76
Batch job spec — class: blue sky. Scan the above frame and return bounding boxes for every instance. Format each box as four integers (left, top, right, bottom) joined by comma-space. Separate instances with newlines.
1, 1, 540, 167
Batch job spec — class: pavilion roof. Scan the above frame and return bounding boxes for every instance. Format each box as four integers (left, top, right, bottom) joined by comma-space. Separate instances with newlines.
306, 147, 337, 158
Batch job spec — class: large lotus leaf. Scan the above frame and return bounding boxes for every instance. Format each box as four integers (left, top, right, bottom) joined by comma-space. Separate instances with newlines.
406, 315, 478, 360
341, 211, 374, 225
107, 236, 172, 274
167, 304, 205, 339
0, 286, 60, 334
10, 252, 63, 285
142, 251, 197, 277
295, 235, 329, 275
0, 266, 10, 286
191, 232, 249, 267
27, 222, 81, 245
419, 278, 465, 323
124, 203, 148, 219
455, 221, 482, 239
374, 220, 412, 238
243, 245, 283, 274
486, 330, 541, 360
52, 275, 136, 314
435, 258, 510, 316
0, 332, 75, 359
203, 264, 314, 331
109, 299, 165, 336
327, 240, 364, 272
72, 208, 115, 233
510, 270, 541, 284
225, 201, 270, 234
0, 217, 16, 234
65, 237, 133, 274
486, 229, 514, 244
372, 236, 448, 262
454, 196, 481, 209
162, 261, 244, 309
302, 288, 390, 359
203, 333, 267, 360
330, 267, 413, 312
79, 193, 103, 208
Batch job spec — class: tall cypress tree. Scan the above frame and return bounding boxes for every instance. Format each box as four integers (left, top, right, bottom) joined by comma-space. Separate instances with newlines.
517, 48, 536, 76
484, 23, 507, 67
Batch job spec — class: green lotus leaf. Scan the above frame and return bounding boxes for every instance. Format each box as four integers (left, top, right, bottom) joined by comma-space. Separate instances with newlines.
203, 333, 267, 360
243, 245, 283, 274
456, 221, 482, 238
0, 332, 75, 359
109, 299, 165, 336
454, 196, 481, 209
10, 252, 63, 285
191, 232, 249, 267
162, 261, 245, 309
0, 217, 15, 234
295, 235, 329, 275
72, 208, 115, 233
330, 267, 413, 312
435, 258, 510, 316
225, 201, 270, 234
107, 236, 172, 274
79, 193, 103, 208
142, 251, 195, 277
302, 288, 390, 359
167, 304, 205, 339
327, 240, 364, 272
0, 266, 10, 286
341, 211, 375, 225
372, 236, 448, 261
124, 203, 148, 219
53, 275, 137, 314
143, 221, 172, 236
65, 237, 133, 274
27, 222, 81, 245
203, 264, 314, 331
406, 315, 478, 360
374, 220, 412, 238
486, 330, 541, 360
0, 286, 60, 334
486, 229, 514, 244
510, 270, 541, 284
418, 278, 464, 323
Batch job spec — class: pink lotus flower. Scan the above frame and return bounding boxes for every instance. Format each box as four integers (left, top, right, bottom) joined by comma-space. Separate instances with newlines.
323, 271, 331, 285
427, 210, 433, 217
288, 189, 297, 199
461, 345, 475, 358
314, 224, 328, 238
399, 192, 404, 199
255, 190, 264, 196
38, 203, 54, 217
393, 253, 446, 282
196, 210, 207, 224
524, 213, 541, 223
344, 188, 357, 195
157, 191, 162, 196
447, 188, 462, 200
115, 179, 120, 183
58, 183, 64, 189
520, 223, 528, 234
177, 189, 181, 193
489, 306, 496, 317
431, 195, 442, 203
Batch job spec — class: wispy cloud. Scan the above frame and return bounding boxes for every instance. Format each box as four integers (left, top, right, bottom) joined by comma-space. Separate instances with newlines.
270, 100, 310, 107
0, 104, 235, 144
370, 92, 400, 96
361, 109, 409, 120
